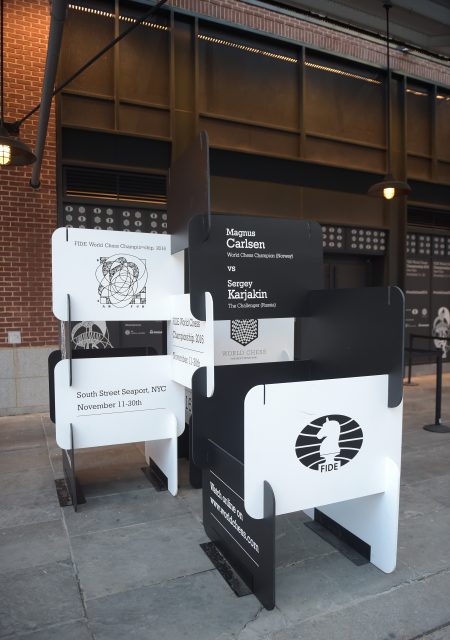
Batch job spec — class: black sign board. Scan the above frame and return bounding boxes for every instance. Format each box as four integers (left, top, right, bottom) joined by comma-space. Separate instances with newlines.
203, 440, 275, 610
405, 258, 431, 334
188, 214, 323, 320
193, 283, 404, 610
193, 286, 404, 470
431, 258, 450, 358
192, 361, 312, 467
298, 286, 405, 408
168, 131, 210, 254
405, 233, 433, 362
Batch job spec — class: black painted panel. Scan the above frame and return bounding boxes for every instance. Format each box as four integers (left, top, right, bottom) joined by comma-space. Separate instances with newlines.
168, 131, 210, 253
192, 361, 313, 466
188, 213, 323, 320
203, 440, 275, 610
298, 286, 405, 407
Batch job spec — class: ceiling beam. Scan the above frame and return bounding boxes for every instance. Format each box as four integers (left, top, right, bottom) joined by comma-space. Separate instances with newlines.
263, 0, 450, 55
392, 0, 450, 26
429, 34, 450, 46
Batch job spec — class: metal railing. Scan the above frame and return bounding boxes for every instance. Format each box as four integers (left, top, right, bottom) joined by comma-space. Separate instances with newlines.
404, 334, 450, 433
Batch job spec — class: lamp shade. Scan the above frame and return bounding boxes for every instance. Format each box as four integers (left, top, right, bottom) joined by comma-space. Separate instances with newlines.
0, 124, 36, 167
368, 174, 411, 200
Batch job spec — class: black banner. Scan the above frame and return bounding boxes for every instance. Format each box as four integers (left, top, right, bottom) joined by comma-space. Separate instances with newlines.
168, 131, 210, 254
203, 441, 275, 610
192, 361, 312, 467
298, 286, 405, 408
431, 259, 450, 359
189, 214, 323, 320
405, 258, 431, 335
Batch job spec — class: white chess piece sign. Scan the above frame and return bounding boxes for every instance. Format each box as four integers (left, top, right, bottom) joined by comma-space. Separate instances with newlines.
244, 374, 403, 573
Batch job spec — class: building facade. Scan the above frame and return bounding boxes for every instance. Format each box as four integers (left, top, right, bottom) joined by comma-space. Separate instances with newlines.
1, 0, 449, 414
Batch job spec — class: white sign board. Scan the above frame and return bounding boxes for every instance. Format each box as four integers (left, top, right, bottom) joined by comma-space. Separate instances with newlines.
55, 355, 184, 448
168, 294, 214, 396
55, 355, 185, 495
244, 375, 402, 517
244, 374, 403, 572
52, 228, 183, 320
214, 318, 294, 366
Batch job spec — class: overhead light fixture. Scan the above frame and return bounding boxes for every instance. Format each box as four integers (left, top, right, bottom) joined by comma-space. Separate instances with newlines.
0, 0, 35, 167
368, 174, 411, 199
368, 2, 410, 201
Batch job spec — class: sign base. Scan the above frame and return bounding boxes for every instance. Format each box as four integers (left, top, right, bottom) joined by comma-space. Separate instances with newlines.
305, 509, 370, 566
200, 542, 252, 597
55, 477, 86, 508
141, 460, 168, 492
423, 423, 450, 433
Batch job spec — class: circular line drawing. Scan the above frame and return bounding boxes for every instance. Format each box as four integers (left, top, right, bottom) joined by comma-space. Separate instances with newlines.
96, 254, 147, 308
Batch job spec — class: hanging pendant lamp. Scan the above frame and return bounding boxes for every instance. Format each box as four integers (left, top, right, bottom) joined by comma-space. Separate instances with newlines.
368, 1, 410, 200
0, 0, 35, 167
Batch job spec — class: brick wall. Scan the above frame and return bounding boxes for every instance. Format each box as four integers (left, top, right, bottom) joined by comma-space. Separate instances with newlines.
172, 0, 450, 88
0, 0, 57, 349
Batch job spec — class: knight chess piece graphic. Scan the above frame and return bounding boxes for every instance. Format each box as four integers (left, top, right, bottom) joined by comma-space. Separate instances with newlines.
433, 307, 450, 358
295, 415, 363, 472
317, 417, 341, 468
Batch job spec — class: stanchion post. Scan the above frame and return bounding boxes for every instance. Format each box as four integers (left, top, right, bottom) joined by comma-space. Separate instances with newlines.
407, 333, 413, 384
435, 350, 442, 426
404, 333, 418, 386
423, 349, 450, 433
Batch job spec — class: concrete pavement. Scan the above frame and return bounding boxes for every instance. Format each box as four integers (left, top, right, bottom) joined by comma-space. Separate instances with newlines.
0, 374, 449, 639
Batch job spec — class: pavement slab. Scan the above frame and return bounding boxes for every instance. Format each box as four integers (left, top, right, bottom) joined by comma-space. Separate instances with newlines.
87, 570, 261, 640
0, 520, 71, 574
0, 446, 51, 474
0, 465, 61, 529
420, 626, 450, 640
70, 512, 212, 600
0, 561, 84, 638
0, 415, 46, 452
63, 487, 190, 536
13, 620, 94, 640
269, 568, 450, 640
397, 507, 450, 577
275, 512, 337, 568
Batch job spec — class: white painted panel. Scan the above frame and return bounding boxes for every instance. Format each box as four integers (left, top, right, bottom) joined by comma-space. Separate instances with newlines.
244, 375, 402, 519
52, 228, 183, 320
168, 293, 214, 395
54, 355, 185, 450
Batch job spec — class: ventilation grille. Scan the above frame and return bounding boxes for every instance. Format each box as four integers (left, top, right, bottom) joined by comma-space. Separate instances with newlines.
408, 208, 450, 231
64, 166, 167, 205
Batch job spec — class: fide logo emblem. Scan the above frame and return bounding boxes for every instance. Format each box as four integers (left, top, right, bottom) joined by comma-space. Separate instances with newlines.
295, 415, 363, 472
230, 319, 258, 347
